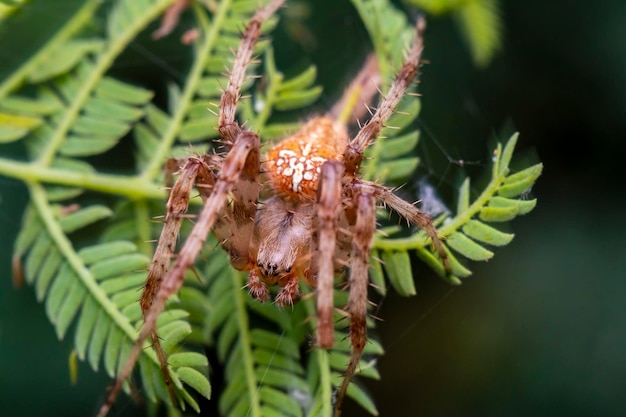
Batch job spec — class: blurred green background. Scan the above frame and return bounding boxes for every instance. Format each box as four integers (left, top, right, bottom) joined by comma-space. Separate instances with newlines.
1, 0, 625, 416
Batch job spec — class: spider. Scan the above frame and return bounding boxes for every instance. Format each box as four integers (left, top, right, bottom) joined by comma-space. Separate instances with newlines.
97, 1, 448, 416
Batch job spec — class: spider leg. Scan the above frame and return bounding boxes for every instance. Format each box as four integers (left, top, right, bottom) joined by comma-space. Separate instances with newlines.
96, 132, 260, 417
315, 161, 344, 348
334, 187, 376, 417
139, 157, 210, 405
343, 17, 425, 177
363, 180, 450, 273
212, 139, 261, 272
212, 0, 283, 273
95, 2, 284, 415
219, 0, 285, 143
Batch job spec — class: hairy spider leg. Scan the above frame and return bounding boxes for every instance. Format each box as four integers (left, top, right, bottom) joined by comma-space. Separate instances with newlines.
95, 1, 284, 416
343, 18, 426, 178
365, 180, 450, 272
334, 187, 376, 417
315, 161, 345, 349
329, 17, 449, 416
139, 157, 210, 404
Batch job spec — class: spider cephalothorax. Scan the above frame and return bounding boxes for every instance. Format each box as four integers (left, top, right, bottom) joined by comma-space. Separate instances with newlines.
97, 1, 448, 416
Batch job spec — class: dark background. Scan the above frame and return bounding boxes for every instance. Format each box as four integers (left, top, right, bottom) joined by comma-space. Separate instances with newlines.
1, 0, 625, 416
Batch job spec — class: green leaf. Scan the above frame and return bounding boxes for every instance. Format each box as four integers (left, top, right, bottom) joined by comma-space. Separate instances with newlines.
88, 314, 110, 371
369, 250, 387, 295
180, 116, 219, 142
258, 387, 303, 417
277, 64, 317, 92
168, 352, 209, 369
378, 157, 420, 182
274, 86, 323, 111
498, 132, 518, 176
457, 177, 470, 214
160, 321, 193, 353
59, 136, 121, 157
89, 254, 149, 280
0, 125, 28, 142
26, 234, 52, 287
74, 295, 98, 360
499, 163, 543, 198
346, 381, 378, 415
479, 205, 518, 222
489, 196, 537, 215
0, 0, 101, 98
177, 366, 211, 398
55, 280, 87, 339
462, 220, 514, 246
380, 131, 419, 160
96, 77, 154, 104
28, 39, 104, 83
457, 0, 503, 67
59, 205, 112, 233
78, 241, 137, 264
45, 263, 74, 324
381, 250, 416, 296
447, 232, 494, 261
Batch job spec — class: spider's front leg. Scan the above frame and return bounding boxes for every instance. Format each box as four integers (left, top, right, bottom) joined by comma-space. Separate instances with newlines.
343, 17, 425, 177
365, 181, 450, 272
315, 161, 345, 348
95, 1, 284, 414
334, 185, 377, 417
139, 156, 212, 403
341, 17, 449, 270
96, 132, 260, 417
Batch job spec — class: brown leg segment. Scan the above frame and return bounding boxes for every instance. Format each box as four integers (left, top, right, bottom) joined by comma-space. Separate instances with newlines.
315, 161, 344, 349
363, 180, 450, 273
95, 2, 284, 415
334, 188, 376, 417
343, 18, 426, 177
140, 157, 208, 404
219, 0, 286, 143
96, 132, 260, 417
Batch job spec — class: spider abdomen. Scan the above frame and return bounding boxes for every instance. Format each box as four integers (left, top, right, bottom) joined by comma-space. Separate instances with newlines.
264, 116, 348, 200
254, 197, 312, 277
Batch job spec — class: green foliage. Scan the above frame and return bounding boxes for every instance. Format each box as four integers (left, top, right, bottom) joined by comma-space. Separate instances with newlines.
404, 0, 503, 67
374, 133, 542, 290
0, 0, 540, 416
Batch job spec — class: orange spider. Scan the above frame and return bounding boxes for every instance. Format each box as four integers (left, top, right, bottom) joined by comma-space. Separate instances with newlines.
97, 1, 447, 416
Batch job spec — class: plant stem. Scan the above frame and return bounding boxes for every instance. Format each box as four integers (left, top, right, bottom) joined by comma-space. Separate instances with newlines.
0, 157, 164, 200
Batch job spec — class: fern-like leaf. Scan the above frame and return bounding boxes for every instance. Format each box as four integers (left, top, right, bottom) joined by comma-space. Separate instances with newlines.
3, 0, 213, 411
375, 133, 543, 287
0, 0, 540, 416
